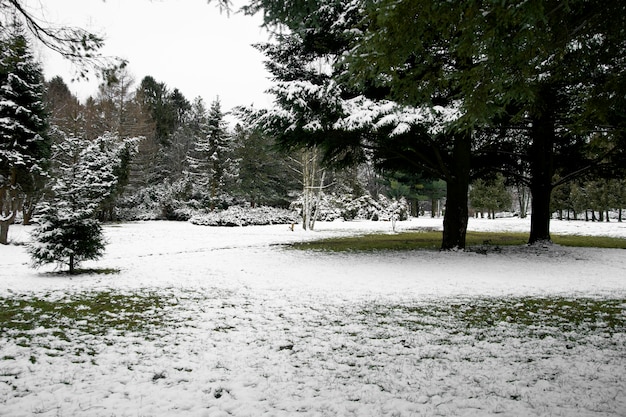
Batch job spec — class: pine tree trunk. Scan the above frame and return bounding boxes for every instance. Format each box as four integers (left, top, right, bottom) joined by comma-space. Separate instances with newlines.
528, 88, 555, 244
441, 132, 471, 250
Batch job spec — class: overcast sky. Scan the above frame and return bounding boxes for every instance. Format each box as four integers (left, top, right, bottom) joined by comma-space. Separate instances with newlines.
31, 0, 274, 111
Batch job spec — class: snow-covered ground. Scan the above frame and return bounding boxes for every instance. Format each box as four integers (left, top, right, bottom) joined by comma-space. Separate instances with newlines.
1, 217, 625, 416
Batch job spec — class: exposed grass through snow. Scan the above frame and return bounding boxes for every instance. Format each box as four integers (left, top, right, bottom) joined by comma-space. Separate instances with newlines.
1, 289, 625, 415
2, 290, 624, 348
289, 230, 626, 251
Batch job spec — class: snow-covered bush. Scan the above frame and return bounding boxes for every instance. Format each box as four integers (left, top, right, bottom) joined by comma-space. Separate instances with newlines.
290, 193, 409, 222
189, 206, 298, 227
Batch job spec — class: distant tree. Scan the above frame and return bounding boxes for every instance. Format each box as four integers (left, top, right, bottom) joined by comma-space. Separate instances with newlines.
550, 180, 573, 220
568, 182, 588, 221
136, 76, 177, 145
470, 174, 512, 219
28, 133, 131, 273
232, 124, 299, 207
44, 76, 83, 136
96, 67, 137, 137
132, 77, 191, 185
190, 98, 238, 209
0, 23, 50, 243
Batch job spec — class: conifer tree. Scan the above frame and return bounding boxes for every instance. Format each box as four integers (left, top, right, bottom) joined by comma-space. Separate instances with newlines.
28, 133, 132, 273
0, 22, 49, 244
187, 97, 237, 209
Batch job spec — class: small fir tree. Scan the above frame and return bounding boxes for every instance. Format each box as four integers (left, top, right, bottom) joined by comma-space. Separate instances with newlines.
28, 133, 127, 273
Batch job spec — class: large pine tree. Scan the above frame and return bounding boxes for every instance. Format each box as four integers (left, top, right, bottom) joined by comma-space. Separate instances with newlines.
0, 22, 49, 244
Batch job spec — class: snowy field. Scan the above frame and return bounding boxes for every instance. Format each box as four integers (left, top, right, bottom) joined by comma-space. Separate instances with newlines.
1, 217, 625, 416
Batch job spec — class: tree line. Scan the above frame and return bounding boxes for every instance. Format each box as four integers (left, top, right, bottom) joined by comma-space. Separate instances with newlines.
2, 0, 625, 265
1, 16, 426, 273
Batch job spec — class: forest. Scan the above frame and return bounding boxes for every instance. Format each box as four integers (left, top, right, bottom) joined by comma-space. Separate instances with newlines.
1, 0, 625, 254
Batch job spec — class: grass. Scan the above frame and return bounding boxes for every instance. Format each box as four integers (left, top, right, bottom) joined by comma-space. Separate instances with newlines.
360, 297, 626, 347
289, 230, 626, 251
0, 290, 178, 341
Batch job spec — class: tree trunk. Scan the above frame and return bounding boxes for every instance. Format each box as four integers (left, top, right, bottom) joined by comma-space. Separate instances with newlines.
0, 219, 10, 245
528, 87, 556, 244
0, 181, 18, 245
441, 132, 471, 250
516, 184, 530, 218
69, 253, 75, 275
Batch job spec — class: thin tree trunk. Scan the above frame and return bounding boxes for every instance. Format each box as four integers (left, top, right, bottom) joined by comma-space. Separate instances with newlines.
69, 253, 75, 275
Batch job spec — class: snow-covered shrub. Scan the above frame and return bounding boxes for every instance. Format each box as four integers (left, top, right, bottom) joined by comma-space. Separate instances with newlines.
189, 206, 298, 227
290, 192, 409, 222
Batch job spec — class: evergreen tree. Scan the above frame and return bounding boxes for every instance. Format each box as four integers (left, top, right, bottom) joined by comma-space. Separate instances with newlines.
186, 96, 211, 200
206, 98, 237, 205
28, 133, 128, 273
345, 0, 625, 243
470, 175, 512, 219
0, 23, 49, 244
247, 1, 477, 248
188, 97, 237, 209
232, 124, 299, 207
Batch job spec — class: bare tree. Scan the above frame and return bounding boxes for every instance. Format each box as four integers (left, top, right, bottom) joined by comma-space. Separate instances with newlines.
1, 0, 124, 78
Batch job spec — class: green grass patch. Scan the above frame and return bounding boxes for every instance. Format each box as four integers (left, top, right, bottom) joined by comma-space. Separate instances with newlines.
0, 290, 177, 340
551, 234, 626, 248
290, 230, 626, 251
364, 297, 626, 339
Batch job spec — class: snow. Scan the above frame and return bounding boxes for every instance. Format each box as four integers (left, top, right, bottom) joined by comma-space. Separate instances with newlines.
1, 217, 625, 416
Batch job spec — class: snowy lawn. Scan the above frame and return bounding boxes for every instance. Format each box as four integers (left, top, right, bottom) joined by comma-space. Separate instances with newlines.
1, 217, 625, 416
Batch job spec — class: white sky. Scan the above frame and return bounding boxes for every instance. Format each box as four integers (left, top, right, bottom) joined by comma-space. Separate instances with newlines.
28, 0, 274, 111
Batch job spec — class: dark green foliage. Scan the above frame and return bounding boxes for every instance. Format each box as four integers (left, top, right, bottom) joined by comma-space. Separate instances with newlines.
232, 125, 299, 207
136, 76, 180, 145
